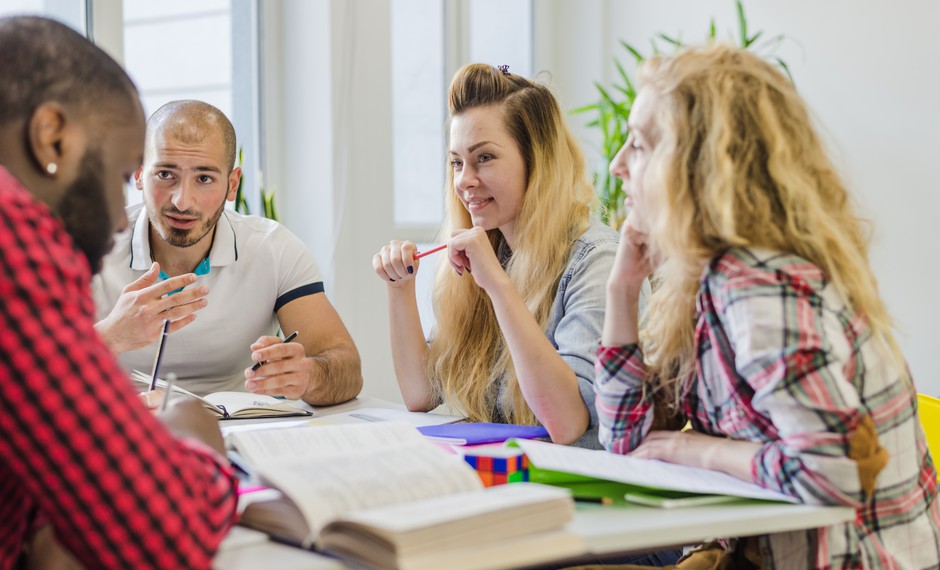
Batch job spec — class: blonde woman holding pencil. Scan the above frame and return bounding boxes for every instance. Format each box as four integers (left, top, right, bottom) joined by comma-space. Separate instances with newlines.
373, 64, 648, 447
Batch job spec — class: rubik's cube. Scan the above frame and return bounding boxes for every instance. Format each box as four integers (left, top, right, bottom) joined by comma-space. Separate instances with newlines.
461, 447, 529, 487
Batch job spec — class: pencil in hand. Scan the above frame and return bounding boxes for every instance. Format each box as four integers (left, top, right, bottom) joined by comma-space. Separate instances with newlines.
414, 243, 447, 260
251, 331, 299, 371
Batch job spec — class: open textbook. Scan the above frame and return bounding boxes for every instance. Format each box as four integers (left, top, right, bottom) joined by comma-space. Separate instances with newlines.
230, 422, 585, 570
130, 370, 312, 420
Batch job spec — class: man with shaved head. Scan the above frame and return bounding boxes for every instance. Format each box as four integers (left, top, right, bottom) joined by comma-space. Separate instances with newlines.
0, 16, 237, 570
93, 100, 362, 406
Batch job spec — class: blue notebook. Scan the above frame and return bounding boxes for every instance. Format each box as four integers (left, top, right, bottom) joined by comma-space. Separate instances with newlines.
417, 423, 550, 445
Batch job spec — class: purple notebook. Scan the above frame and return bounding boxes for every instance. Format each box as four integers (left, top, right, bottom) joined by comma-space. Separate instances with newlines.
416, 423, 550, 445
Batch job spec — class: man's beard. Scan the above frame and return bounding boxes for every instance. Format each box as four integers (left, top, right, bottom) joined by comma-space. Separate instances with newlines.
57, 149, 114, 274
156, 197, 226, 248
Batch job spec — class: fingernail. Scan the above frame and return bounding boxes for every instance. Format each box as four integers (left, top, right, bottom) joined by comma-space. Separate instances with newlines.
245, 380, 256, 389
407, 266, 414, 274
199, 286, 209, 294
251, 352, 261, 361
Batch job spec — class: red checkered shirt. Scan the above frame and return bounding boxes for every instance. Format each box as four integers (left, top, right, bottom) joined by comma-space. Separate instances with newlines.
0, 166, 238, 569
596, 248, 940, 569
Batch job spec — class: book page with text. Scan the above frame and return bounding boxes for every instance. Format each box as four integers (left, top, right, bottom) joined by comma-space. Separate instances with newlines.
230, 423, 484, 540
258, 445, 483, 540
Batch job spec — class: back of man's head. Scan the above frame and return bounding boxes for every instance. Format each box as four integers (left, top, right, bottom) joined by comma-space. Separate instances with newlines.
0, 16, 144, 274
0, 16, 137, 129
146, 100, 238, 172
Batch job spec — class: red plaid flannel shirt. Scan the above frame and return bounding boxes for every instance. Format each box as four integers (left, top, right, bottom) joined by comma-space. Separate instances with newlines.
0, 166, 238, 569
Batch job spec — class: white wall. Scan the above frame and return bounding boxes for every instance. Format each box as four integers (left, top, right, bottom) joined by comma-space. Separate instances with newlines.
265, 0, 401, 403
270, 0, 940, 401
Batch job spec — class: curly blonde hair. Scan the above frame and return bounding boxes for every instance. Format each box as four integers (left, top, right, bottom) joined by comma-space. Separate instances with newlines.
428, 64, 594, 424
636, 44, 902, 399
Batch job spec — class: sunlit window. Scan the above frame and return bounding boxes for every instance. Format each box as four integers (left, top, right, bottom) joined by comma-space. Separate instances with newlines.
0, 1, 86, 33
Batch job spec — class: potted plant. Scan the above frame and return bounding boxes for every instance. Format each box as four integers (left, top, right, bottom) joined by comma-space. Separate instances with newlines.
573, 0, 792, 229
233, 147, 279, 221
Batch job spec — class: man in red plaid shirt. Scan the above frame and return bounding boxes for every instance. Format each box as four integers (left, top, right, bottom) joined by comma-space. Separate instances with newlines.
0, 16, 238, 569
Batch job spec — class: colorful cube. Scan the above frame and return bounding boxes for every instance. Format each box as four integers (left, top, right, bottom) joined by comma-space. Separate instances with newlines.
460, 445, 529, 487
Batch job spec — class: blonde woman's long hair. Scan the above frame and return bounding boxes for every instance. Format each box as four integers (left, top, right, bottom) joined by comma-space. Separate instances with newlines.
636, 43, 903, 401
428, 64, 594, 425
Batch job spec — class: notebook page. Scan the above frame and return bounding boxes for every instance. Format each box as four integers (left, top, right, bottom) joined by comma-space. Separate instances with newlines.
516, 439, 796, 503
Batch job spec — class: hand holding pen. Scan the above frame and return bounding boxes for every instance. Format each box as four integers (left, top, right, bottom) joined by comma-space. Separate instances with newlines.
372, 240, 448, 288
250, 331, 298, 371
140, 320, 171, 410
244, 331, 310, 399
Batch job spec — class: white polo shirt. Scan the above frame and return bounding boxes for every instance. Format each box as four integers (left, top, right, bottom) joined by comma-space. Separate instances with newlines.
92, 203, 323, 395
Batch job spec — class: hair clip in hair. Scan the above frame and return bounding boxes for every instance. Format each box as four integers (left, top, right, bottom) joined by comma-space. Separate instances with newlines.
497, 64, 510, 76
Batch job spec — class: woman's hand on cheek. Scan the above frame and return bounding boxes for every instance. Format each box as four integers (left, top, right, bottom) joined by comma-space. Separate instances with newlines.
608, 210, 653, 293
447, 227, 507, 292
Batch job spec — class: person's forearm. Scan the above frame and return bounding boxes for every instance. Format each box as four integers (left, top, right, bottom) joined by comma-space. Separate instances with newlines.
301, 343, 363, 406
387, 283, 437, 410
602, 281, 642, 346
486, 277, 588, 444
701, 438, 762, 481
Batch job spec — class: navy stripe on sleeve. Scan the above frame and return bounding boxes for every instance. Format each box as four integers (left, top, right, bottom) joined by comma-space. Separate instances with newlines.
274, 282, 325, 312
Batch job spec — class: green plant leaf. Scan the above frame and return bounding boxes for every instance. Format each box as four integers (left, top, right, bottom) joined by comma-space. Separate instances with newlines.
594, 83, 619, 107
736, 0, 748, 48
756, 33, 787, 56
709, 18, 716, 40
613, 59, 636, 100
234, 145, 250, 215
775, 57, 794, 83
745, 30, 763, 48
570, 103, 599, 114
619, 40, 644, 63
657, 32, 682, 47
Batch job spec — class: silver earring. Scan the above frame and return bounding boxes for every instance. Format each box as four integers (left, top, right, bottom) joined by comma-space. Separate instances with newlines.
46, 163, 58, 175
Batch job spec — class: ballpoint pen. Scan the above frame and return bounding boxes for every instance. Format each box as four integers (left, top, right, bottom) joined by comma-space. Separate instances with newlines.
251, 331, 299, 371
148, 319, 170, 391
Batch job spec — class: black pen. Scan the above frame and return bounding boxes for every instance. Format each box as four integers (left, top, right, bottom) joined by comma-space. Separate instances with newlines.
573, 496, 615, 506
148, 319, 170, 391
251, 331, 299, 371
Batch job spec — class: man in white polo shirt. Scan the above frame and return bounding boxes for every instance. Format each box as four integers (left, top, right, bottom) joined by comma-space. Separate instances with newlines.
92, 100, 362, 405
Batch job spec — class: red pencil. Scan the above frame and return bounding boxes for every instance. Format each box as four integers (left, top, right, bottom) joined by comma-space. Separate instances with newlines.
414, 243, 447, 259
